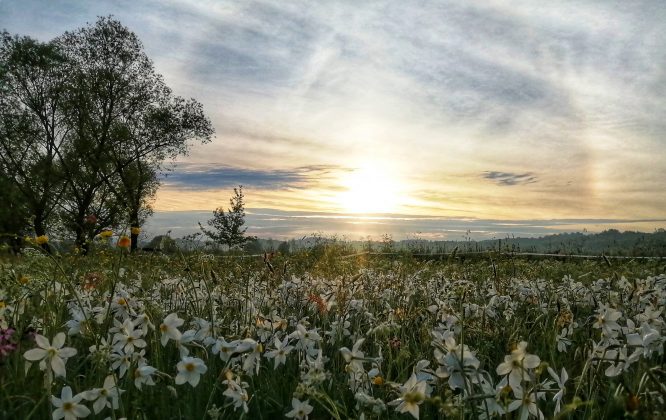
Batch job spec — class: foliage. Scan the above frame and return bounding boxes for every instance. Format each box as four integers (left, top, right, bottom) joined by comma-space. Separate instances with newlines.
199, 186, 256, 250
1, 245, 664, 419
0, 17, 214, 253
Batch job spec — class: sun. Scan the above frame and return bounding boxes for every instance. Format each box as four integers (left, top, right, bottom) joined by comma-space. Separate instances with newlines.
336, 162, 403, 214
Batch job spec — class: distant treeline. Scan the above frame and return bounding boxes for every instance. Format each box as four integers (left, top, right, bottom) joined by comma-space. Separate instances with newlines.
390, 229, 666, 256
159, 228, 666, 257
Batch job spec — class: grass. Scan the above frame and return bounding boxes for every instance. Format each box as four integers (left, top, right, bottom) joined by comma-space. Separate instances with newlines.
0, 242, 665, 419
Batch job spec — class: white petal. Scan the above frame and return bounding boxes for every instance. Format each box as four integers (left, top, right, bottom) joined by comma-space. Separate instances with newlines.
52, 333, 66, 349
35, 334, 50, 349
24, 348, 47, 361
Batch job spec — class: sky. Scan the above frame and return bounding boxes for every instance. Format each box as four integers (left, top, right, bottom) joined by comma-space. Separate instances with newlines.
2, 0, 666, 240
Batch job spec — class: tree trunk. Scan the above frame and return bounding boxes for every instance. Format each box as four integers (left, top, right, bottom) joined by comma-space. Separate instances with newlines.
130, 210, 140, 253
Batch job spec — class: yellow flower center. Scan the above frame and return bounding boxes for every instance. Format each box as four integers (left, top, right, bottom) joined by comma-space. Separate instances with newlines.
160, 324, 168, 333
404, 391, 424, 404
63, 402, 73, 411
186, 363, 195, 372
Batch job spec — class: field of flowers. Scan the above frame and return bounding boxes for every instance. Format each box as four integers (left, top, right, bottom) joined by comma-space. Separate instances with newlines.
1, 243, 665, 419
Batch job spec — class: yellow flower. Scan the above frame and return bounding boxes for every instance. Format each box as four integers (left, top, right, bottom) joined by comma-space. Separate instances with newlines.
35, 235, 49, 245
100, 230, 113, 238
117, 235, 131, 248
131, 226, 141, 235
373, 376, 384, 385
19, 275, 29, 285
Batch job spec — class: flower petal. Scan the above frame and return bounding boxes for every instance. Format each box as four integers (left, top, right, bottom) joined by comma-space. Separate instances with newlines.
24, 348, 47, 361
52, 332, 66, 349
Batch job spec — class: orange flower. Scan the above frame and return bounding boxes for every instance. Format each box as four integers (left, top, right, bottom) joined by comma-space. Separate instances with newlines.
117, 235, 131, 248
35, 235, 49, 245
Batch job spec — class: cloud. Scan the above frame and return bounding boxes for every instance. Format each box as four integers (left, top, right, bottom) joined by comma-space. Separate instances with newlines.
163, 163, 347, 190
482, 171, 538, 186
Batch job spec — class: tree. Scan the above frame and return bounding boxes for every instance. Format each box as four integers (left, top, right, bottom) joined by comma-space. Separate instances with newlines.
199, 186, 255, 250
54, 17, 213, 252
0, 33, 69, 252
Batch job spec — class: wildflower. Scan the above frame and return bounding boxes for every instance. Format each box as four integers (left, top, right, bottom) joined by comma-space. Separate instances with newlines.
24, 332, 77, 378
389, 373, 430, 419
0, 327, 17, 358
222, 374, 250, 413
432, 331, 480, 392
507, 388, 544, 420
288, 324, 322, 355
547, 367, 568, 414
175, 357, 207, 387
131, 226, 141, 235
160, 313, 184, 346
110, 352, 131, 378
134, 365, 158, 390
239, 338, 262, 375
265, 336, 293, 369
35, 235, 49, 245
111, 318, 147, 354
117, 235, 131, 248
495, 341, 540, 392
51, 386, 91, 420
100, 230, 113, 238
340, 338, 365, 366
84, 375, 122, 414
286, 398, 314, 419
593, 305, 622, 338
211, 337, 237, 362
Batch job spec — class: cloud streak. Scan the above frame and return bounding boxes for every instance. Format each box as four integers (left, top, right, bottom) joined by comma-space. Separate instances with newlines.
482, 171, 538, 186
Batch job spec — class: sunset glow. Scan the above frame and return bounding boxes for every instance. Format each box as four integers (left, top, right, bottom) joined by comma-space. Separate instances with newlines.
3, 0, 665, 239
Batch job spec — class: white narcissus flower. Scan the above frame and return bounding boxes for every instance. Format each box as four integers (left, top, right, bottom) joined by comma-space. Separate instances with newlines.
222, 375, 250, 413
285, 398, 314, 420
111, 318, 147, 354
51, 386, 91, 420
389, 373, 430, 419
507, 388, 544, 420
265, 336, 293, 369
134, 365, 158, 390
84, 375, 122, 414
175, 357, 207, 387
547, 367, 568, 415
160, 313, 184, 346
24, 332, 77, 378
593, 305, 622, 338
495, 341, 540, 392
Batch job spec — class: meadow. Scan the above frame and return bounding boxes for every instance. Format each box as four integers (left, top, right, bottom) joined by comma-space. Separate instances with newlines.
1, 241, 665, 419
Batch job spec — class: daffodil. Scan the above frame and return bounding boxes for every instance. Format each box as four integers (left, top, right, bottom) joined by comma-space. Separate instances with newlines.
495, 341, 540, 392
160, 313, 184, 346
175, 357, 207, 387
389, 373, 430, 419
51, 386, 91, 420
24, 332, 77, 378
134, 365, 158, 390
83, 375, 122, 414
265, 336, 293, 369
285, 398, 313, 419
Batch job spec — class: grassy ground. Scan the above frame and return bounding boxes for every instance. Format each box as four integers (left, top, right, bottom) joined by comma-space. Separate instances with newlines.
1, 244, 665, 419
